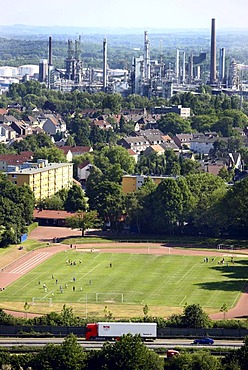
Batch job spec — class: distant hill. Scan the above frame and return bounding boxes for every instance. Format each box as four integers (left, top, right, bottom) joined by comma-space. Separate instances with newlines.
1, 24, 248, 37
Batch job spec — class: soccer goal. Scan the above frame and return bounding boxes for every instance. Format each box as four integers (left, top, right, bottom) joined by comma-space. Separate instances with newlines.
95, 293, 124, 304
32, 297, 53, 307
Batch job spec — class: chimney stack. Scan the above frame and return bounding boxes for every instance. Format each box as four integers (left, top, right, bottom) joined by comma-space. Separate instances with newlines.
48, 36, 52, 66
210, 18, 216, 84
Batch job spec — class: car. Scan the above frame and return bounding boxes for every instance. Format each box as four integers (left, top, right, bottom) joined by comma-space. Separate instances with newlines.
193, 337, 214, 345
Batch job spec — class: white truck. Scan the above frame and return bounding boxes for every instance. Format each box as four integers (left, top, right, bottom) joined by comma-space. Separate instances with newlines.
85, 322, 157, 341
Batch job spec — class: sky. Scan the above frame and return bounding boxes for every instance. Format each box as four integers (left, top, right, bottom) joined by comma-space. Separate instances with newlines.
2, 0, 248, 29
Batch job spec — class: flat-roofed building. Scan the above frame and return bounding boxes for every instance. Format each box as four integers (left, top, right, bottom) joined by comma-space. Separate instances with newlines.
122, 174, 175, 193
7, 160, 73, 200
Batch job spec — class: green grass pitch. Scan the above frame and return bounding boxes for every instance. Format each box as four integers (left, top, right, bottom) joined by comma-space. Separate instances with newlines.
0, 252, 247, 309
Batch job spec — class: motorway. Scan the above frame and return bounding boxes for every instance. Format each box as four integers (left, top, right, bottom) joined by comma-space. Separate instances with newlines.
0, 338, 244, 350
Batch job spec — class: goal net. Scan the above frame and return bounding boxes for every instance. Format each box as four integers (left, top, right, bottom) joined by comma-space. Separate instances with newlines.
32, 297, 53, 307
95, 293, 124, 304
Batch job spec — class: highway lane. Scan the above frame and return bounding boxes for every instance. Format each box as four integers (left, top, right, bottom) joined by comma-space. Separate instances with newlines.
0, 338, 244, 350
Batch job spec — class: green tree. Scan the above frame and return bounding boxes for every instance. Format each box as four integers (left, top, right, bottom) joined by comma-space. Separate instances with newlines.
94, 146, 135, 182
220, 303, 228, 320
222, 336, 248, 370
125, 177, 157, 234
39, 194, 65, 210
30, 334, 86, 370
33, 146, 66, 163
13, 132, 54, 152
158, 113, 192, 135
64, 184, 88, 212
87, 180, 124, 231
88, 334, 163, 370
0, 175, 34, 247
181, 304, 211, 328
66, 211, 98, 236
148, 178, 184, 234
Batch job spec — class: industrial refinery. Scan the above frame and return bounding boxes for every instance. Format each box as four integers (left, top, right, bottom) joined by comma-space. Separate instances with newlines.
1, 18, 248, 98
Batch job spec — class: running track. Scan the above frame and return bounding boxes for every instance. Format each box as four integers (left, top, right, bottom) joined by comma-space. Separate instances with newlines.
1, 226, 248, 319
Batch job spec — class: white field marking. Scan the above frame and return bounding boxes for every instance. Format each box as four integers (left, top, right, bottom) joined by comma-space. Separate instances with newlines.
179, 296, 187, 305
10, 253, 51, 274
39, 291, 54, 300
175, 262, 199, 285
80, 261, 105, 278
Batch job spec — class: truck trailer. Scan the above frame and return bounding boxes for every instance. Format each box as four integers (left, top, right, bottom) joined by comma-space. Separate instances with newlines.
85, 322, 157, 341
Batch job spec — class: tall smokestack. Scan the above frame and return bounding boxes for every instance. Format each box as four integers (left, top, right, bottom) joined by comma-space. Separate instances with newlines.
48, 36, 52, 66
182, 51, 186, 83
103, 38, 107, 91
175, 49, 179, 81
144, 31, 150, 80
210, 18, 216, 84
219, 47, 225, 83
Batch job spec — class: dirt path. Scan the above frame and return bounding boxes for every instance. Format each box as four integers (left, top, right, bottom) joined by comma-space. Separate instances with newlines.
1, 226, 248, 319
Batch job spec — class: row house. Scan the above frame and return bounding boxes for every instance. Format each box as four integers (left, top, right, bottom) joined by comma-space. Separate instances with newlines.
91, 119, 113, 130
0, 151, 33, 172
117, 136, 150, 154
58, 145, 93, 162
0, 124, 16, 142
42, 114, 67, 136
11, 121, 33, 136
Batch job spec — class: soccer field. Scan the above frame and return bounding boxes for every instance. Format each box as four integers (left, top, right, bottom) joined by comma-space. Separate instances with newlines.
0, 252, 247, 313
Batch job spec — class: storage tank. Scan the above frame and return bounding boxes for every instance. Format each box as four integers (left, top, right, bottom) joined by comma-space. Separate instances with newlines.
18, 65, 39, 77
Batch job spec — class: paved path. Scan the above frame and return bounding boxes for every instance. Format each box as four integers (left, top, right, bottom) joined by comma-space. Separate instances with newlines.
1, 226, 248, 319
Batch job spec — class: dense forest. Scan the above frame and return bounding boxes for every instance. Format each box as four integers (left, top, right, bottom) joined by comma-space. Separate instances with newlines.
0, 28, 248, 70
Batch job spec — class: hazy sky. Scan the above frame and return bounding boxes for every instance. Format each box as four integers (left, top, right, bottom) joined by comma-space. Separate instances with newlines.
2, 0, 248, 29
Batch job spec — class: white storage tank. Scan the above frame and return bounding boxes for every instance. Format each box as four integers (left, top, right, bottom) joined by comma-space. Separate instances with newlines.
18, 65, 39, 77
0, 66, 18, 77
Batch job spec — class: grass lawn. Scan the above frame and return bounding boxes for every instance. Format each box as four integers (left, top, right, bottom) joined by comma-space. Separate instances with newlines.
0, 252, 247, 318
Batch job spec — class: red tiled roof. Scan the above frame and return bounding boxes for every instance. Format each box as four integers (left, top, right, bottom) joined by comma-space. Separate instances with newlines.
0, 153, 33, 165
78, 160, 91, 169
33, 209, 76, 220
127, 149, 137, 156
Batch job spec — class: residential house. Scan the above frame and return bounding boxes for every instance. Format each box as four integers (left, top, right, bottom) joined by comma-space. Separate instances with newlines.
143, 144, 165, 156
59, 146, 93, 162
0, 124, 16, 142
227, 152, 242, 170
91, 119, 113, 130
203, 161, 226, 176
0, 108, 8, 116
11, 121, 33, 136
0, 115, 18, 125
77, 160, 92, 182
0, 151, 33, 172
190, 136, 216, 155
117, 136, 150, 154
127, 149, 139, 163
24, 115, 40, 126
190, 135, 227, 155
173, 133, 193, 149
42, 114, 67, 135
